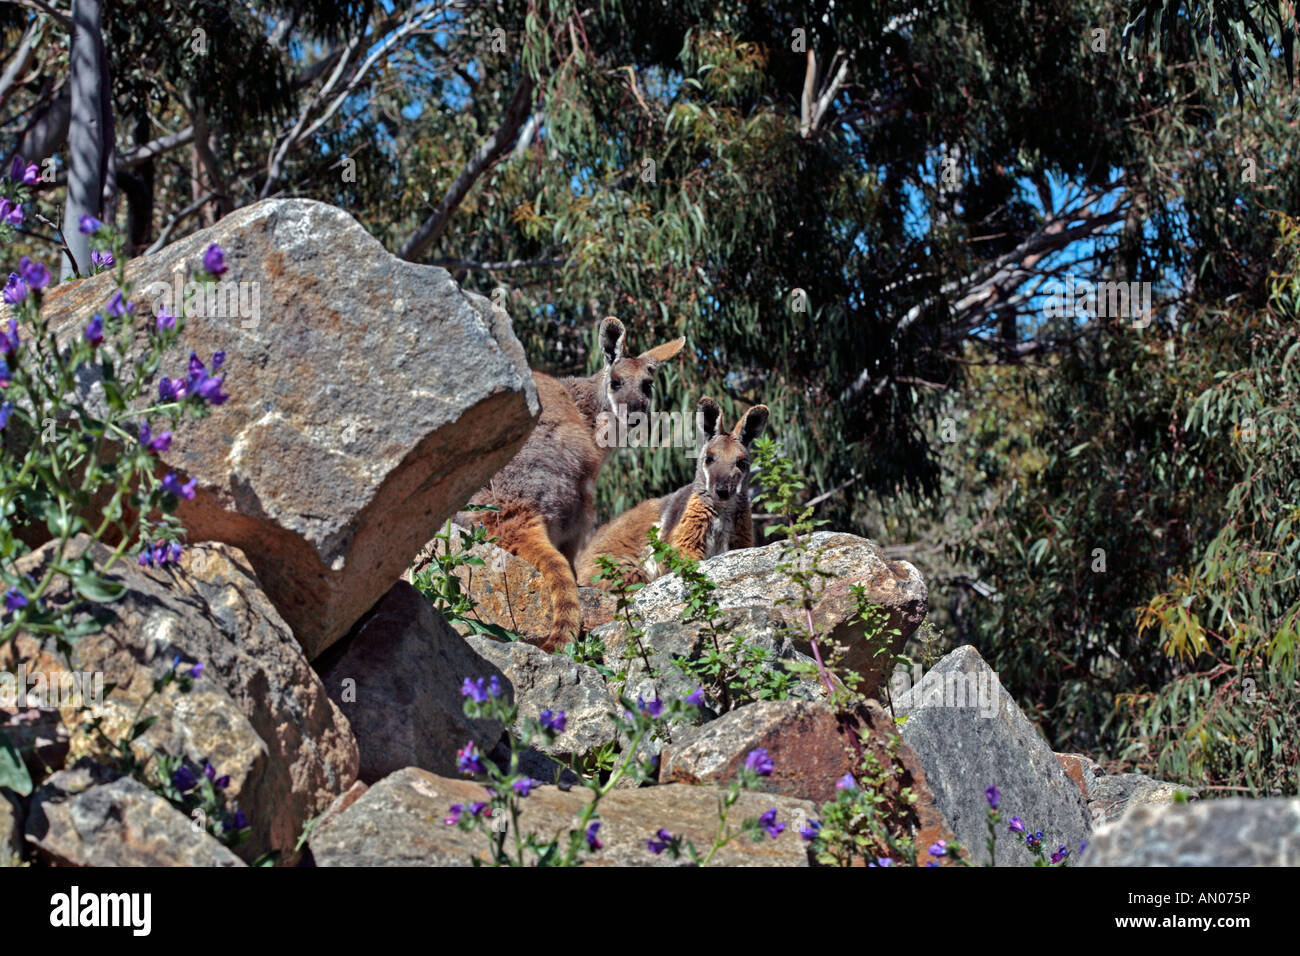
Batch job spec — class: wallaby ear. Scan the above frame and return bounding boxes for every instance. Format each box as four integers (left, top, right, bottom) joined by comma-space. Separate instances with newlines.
599, 317, 626, 367
733, 404, 769, 447
640, 336, 686, 367
696, 397, 722, 444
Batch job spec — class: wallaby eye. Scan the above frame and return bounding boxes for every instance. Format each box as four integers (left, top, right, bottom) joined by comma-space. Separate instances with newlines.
705, 454, 715, 465
610, 378, 622, 390
738, 458, 748, 469
641, 380, 653, 395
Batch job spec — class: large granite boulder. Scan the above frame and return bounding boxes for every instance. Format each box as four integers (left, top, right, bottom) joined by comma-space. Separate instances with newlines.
894, 644, 1092, 865
315, 582, 504, 783
25, 761, 244, 867
3, 536, 358, 864
308, 767, 814, 867
1083, 798, 1300, 866
42, 199, 539, 658
624, 533, 927, 697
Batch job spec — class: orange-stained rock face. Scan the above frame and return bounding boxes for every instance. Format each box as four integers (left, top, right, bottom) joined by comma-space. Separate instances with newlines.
40, 199, 539, 659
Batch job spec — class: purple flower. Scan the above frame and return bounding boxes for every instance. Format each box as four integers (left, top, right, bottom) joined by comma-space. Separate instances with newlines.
456, 741, 486, 776
172, 765, 198, 793
1007, 815, 1025, 834
158, 376, 186, 401
222, 810, 249, 833
139, 423, 172, 454
4, 588, 27, 612
868, 857, 894, 867
799, 819, 822, 841
928, 840, 948, 858
161, 472, 197, 500
1025, 829, 1044, 850
84, 314, 104, 345
835, 773, 857, 791
637, 694, 664, 719
203, 760, 229, 789
1051, 844, 1070, 864
985, 785, 1000, 810
90, 250, 114, 270
585, 821, 602, 850
645, 828, 674, 854
0, 403, 13, 430
0, 360, 9, 388
105, 290, 134, 317
187, 661, 204, 679
1079, 840, 1088, 854
0, 198, 22, 226
155, 307, 177, 331
444, 803, 465, 826
461, 676, 490, 703
744, 748, 774, 777
758, 807, 785, 839
78, 214, 102, 235
539, 709, 567, 733
203, 243, 227, 275
1, 318, 18, 355
167, 541, 183, 564
685, 686, 705, 707
18, 257, 49, 290
183, 351, 229, 406
9, 155, 38, 185
3, 273, 27, 305
512, 777, 540, 797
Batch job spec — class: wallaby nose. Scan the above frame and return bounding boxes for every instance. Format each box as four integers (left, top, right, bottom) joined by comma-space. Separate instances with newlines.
717, 487, 731, 500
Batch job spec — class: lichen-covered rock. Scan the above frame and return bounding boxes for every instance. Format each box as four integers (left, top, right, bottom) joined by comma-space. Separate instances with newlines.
4, 536, 358, 864
315, 582, 504, 783
894, 645, 1092, 866
624, 533, 926, 696
43, 199, 539, 658
309, 767, 814, 867
1056, 752, 1196, 825
465, 634, 619, 760
1083, 798, 1300, 866
25, 761, 245, 867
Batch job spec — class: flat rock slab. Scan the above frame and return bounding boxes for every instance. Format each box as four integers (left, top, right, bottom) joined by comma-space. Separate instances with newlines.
5, 535, 358, 864
1084, 798, 1300, 866
309, 767, 814, 866
894, 644, 1092, 865
627, 533, 927, 697
43, 198, 538, 658
26, 763, 245, 867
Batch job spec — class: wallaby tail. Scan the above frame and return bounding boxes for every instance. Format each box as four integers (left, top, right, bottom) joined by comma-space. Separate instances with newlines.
505, 516, 582, 652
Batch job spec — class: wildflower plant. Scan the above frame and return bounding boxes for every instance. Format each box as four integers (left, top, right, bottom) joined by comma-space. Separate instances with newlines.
408, 512, 524, 642
1, 218, 231, 648
451, 676, 777, 866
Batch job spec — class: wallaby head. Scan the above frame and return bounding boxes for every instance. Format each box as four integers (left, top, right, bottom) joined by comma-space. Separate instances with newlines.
596, 316, 686, 428
693, 397, 768, 505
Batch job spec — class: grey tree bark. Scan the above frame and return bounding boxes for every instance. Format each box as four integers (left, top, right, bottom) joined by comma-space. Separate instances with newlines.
61, 0, 112, 278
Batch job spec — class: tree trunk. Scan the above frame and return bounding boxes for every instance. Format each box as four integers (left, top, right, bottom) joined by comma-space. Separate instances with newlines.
61, 0, 111, 278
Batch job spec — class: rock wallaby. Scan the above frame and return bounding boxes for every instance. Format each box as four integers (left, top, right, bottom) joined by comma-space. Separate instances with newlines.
576, 397, 768, 588
457, 317, 685, 651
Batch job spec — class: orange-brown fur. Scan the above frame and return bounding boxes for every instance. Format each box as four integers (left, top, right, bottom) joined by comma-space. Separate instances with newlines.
577, 398, 768, 587
457, 318, 685, 651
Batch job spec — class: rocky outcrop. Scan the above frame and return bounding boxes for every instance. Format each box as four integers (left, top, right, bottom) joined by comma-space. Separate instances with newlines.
621, 533, 926, 697
1056, 752, 1195, 825
25, 762, 245, 867
894, 645, 1092, 866
42, 199, 539, 659
465, 634, 620, 761
3, 536, 358, 864
315, 582, 504, 783
405, 525, 616, 642
1, 791, 20, 866
308, 767, 814, 866
1083, 798, 1300, 866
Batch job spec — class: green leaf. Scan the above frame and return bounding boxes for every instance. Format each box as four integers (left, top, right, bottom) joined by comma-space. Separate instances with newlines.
0, 731, 33, 797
